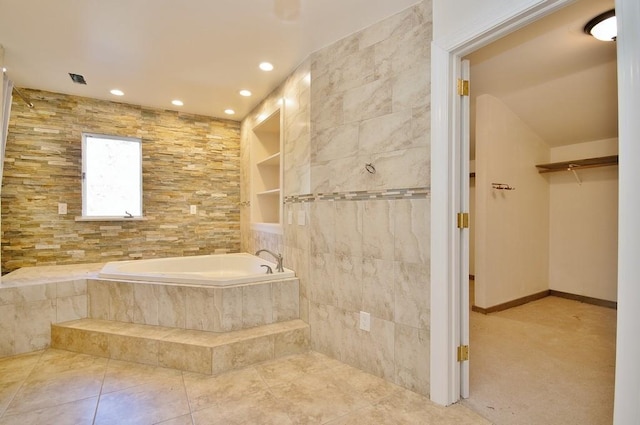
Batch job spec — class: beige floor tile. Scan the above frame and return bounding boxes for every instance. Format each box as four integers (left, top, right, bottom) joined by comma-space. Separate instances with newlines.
155, 414, 194, 425
4, 353, 106, 415
329, 363, 400, 404
183, 367, 269, 412
0, 397, 97, 425
191, 389, 293, 425
94, 376, 190, 425
254, 352, 331, 387
268, 372, 370, 424
0, 351, 42, 384
101, 359, 183, 394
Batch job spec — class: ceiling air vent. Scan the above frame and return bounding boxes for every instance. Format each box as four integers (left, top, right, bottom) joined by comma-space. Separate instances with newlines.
69, 73, 87, 84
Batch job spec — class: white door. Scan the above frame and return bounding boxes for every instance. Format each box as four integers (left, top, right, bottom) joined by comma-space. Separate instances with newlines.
459, 59, 471, 398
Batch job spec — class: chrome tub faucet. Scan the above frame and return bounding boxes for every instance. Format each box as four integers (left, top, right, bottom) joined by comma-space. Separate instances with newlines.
255, 249, 284, 272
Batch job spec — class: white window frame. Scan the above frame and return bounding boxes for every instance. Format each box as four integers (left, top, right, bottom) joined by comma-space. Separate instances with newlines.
80, 133, 143, 220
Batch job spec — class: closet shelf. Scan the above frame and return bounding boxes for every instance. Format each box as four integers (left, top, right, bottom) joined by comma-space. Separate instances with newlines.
535, 155, 618, 174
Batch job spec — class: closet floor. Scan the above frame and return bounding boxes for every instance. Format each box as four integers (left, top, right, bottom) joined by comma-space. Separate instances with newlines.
463, 296, 616, 425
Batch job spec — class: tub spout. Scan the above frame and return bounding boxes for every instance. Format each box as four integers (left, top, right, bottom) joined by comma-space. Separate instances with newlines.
255, 249, 284, 272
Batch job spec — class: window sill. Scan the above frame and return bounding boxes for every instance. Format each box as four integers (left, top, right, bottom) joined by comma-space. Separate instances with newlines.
74, 216, 147, 222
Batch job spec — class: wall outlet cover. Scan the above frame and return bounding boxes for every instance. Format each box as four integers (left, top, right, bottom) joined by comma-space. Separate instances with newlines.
190, 205, 197, 214
359, 311, 371, 332
58, 203, 67, 215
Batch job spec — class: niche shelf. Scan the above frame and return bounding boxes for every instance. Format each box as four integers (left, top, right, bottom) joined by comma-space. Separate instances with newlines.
535, 155, 618, 173
250, 109, 283, 234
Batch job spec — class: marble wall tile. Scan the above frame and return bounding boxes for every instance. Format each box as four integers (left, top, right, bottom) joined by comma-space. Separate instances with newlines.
374, 25, 430, 78
359, 110, 414, 155
362, 258, 395, 322
341, 313, 395, 382
343, 80, 392, 124
185, 287, 217, 332
299, 295, 310, 323
13, 283, 56, 303
311, 36, 360, 76
309, 253, 336, 306
310, 93, 344, 132
133, 284, 159, 326
359, 6, 417, 49
335, 201, 363, 259
395, 198, 430, 264
326, 46, 376, 94
211, 336, 274, 375
56, 295, 88, 322
412, 103, 431, 148
0, 287, 16, 305
313, 123, 359, 163
392, 61, 430, 112
272, 280, 299, 322
309, 302, 342, 360
394, 323, 430, 396
333, 255, 363, 312
242, 284, 273, 328
107, 282, 134, 323
394, 261, 430, 329
157, 286, 186, 329
362, 200, 395, 261
310, 201, 335, 255
0, 304, 16, 357
14, 300, 56, 354
213, 286, 243, 332
56, 280, 87, 298
370, 146, 430, 190
87, 280, 109, 320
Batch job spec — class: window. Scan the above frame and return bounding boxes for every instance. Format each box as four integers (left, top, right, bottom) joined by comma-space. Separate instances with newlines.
82, 133, 142, 218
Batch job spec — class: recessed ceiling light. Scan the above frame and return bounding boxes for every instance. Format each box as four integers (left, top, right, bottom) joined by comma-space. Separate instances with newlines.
224, 109, 235, 115
172, 99, 184, 106
110, 89, 124, 96
259, 62, 274, 72
239, 90, 252, 97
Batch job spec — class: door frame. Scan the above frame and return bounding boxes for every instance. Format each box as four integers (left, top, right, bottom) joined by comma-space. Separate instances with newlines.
430, 0, 594, 406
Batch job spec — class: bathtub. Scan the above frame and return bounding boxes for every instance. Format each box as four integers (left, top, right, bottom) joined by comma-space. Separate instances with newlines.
98, 253, 295, 286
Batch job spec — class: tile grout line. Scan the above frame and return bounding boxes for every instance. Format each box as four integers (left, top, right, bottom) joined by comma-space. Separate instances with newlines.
0, 350, 45, 419
91, 356, 111, 425
179, 371, 196, 425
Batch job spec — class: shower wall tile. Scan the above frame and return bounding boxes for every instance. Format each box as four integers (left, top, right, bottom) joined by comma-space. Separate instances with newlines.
362, 200, 395, 261
359, 110, 414, 155
333, 255, 363, 312
335, 201, 363, 259
272, 280, 299, 322
362, 258, 395, 322
395, 198, 430, 264
394, 323, 430, 395
310, 201, 335, 255
343, 80, 392, 124
309, 253, 336, 306
394, 261, 430, 330
313, 123, 359, 163
3, 89, 240, 274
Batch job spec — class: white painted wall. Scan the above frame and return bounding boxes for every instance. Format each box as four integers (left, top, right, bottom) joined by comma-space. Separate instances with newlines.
548, 139, 618, 301
474, 94, 549, 309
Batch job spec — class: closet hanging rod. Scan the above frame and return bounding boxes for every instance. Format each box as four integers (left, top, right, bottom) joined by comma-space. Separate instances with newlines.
12, 87, 34, 109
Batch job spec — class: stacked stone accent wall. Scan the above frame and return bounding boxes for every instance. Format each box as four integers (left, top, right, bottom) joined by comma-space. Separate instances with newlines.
2, 89, 240, 273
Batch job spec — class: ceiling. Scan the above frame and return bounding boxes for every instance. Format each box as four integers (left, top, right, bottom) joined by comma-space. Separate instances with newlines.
467, 0, 617, 156
0, 0, 419, 120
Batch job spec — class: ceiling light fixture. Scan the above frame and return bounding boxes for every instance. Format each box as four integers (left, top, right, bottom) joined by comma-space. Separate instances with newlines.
110, 89, 124, 96
259, 62, 274, 72
171, 99, 184, 106
584, 9, 617, 41
239, 90, 252, 97
224, 109, 235, 115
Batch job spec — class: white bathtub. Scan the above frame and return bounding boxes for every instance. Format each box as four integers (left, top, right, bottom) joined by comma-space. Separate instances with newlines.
98, 253, 295, 286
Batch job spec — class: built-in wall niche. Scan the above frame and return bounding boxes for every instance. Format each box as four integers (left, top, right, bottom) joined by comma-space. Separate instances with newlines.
250, 109, 283, 233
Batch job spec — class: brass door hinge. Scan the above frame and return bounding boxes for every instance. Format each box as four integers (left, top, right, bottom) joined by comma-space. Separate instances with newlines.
457, 212, 469, 229
457, 78, 470, 96
457, 345, 469, 362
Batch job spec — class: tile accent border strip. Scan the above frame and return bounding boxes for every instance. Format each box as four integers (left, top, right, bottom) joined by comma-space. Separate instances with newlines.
284, 187, 430, 204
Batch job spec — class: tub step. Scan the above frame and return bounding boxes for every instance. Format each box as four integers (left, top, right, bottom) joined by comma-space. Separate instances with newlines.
51, 318, 309, 375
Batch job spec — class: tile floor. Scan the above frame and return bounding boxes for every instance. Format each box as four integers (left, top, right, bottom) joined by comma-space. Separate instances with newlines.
0, 349, 490, 425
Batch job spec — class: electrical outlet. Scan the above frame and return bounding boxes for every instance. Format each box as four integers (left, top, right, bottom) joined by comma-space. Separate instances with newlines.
359, 311, 371, 332
190, 205, 197, 214
58, 203, 67, 215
